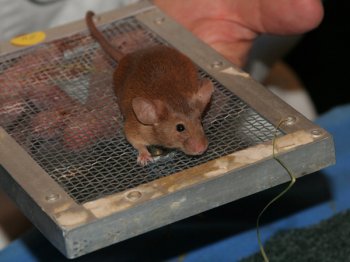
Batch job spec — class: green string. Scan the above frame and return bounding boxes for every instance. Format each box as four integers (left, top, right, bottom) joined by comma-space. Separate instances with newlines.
256, 119, 297, 262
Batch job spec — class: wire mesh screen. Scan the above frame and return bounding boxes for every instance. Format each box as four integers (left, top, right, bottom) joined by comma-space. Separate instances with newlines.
0, 17, 281, 204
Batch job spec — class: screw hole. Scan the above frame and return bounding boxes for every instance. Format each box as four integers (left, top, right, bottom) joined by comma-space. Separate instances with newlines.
45, 193, 60, 202
154, 17, 165, 25
210, 61, 224, 69
284, 116, 297, 126
311, 129, 323, 137
126, 190, 142, 201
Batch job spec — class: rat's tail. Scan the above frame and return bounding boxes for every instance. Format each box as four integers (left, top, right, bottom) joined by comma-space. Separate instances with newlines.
85, 11, 124, 61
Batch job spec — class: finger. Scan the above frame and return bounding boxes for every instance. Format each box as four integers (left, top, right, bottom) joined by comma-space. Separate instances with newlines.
190, 18, 256, 66
229, 0, 324, 34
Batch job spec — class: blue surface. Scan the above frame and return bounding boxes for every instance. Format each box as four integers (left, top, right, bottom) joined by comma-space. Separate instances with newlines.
1, 104, 350, 262
169, 104, 350, 261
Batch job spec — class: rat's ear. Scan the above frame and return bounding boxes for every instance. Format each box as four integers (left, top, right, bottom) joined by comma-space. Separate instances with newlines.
195, 78, 214, 112
132, 97, 166, 125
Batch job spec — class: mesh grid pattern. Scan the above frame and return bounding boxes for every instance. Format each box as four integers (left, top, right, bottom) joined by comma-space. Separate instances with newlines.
0, 17, 281, 204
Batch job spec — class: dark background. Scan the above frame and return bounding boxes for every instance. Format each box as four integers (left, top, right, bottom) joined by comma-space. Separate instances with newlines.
285, 0, 349, 114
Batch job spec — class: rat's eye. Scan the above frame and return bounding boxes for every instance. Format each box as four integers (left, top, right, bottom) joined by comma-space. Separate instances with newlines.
176, 124, 185, 132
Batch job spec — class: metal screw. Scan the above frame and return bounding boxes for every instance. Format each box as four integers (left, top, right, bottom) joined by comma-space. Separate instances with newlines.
126, 190, 142, 201
284, 116, 297, 126
45, 193, 60, 202
311, 129, 323, 138
210, 61, 224, 69
154, 17, 165, 25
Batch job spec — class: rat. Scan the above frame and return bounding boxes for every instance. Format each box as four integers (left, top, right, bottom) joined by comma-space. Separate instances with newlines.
86, 11, 214, 166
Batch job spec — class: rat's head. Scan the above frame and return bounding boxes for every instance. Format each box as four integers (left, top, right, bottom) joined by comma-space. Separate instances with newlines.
132, 78, 214, 155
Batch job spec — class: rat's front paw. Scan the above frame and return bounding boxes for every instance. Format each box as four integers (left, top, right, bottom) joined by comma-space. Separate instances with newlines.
137, 151, 154, 166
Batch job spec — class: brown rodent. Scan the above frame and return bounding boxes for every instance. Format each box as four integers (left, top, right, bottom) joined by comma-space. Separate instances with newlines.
86, 11, 214, 166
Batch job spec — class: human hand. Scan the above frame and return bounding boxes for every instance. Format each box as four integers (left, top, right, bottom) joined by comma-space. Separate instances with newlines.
153, 0, 324, 67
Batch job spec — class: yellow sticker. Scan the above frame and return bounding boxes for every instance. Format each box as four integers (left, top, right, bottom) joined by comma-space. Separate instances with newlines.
10, 31, 46, 47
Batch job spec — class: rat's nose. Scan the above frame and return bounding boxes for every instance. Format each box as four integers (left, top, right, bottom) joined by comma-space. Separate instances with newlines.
186, 137, 208, 155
